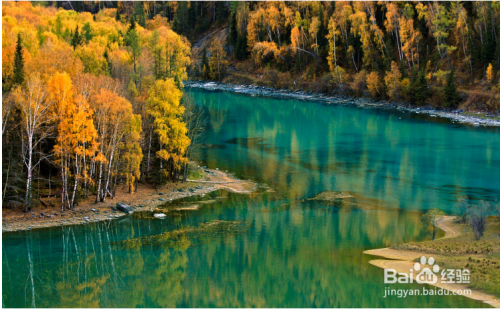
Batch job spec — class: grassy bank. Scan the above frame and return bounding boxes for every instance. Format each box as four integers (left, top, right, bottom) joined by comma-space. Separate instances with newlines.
395, 217, 500, 298
365, 216, 500, 307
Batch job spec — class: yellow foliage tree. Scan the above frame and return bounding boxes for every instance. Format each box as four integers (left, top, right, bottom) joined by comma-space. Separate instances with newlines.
366, 72, 382, 97
385, 61, 402, 100
121, 114, 143, 193
147, 79, 190, 181
92, 89, 136, 202
49, 72, 100, 209
208, 37, 228, 81
486, 63, 494, 85
326, 16, 341, 71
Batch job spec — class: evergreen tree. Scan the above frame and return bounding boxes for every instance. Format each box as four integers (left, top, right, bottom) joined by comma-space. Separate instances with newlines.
235, 35, 249, 60
443, 70, 460, 108
215, 1, 230, 26
173, 1, 189, 36
135, 2, 146, 27
125, 29, 141, 87
104, 50, 113, 76
71, 25, 82, 50
115, 7, 121, 22
410, 70, 431, 105
317, 5, 328, 57
13, 33, 25, 86
229, 12, 238, 47
128, 16, 136, 34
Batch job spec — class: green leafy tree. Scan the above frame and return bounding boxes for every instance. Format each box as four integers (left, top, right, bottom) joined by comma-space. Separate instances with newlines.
81, 22, 93, 43
150, 30, 162, 79
135, 2, 146, 27
125, 29, 142, 87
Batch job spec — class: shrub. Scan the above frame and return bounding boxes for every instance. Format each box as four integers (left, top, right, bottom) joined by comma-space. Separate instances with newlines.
461, 90, 490, 111
466, 202, 492, 240
350, 70, 367, 96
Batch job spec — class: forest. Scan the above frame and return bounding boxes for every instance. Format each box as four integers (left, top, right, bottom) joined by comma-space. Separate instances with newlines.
2, 2, 195, 211
2, 1, 500, 212
182, 1, 500, 111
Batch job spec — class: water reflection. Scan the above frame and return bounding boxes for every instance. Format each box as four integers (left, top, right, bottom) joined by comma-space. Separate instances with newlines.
190, 89, 500, 212
3, 88, 499, 307
2, 192, 489, 307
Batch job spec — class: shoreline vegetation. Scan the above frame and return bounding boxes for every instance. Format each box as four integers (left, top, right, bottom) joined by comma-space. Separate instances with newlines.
2, 2, 500, 307
3, 2, 500, 218
185, 81, 500, 127
2, 164, 256, 233
364, 216, 500, 308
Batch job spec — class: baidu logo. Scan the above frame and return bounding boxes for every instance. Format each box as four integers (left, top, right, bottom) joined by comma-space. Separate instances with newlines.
384, 256, 469, 285
413, 256, 440, 284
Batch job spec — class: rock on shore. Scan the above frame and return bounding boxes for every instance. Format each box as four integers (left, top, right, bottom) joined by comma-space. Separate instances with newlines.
116, 202, 134, 214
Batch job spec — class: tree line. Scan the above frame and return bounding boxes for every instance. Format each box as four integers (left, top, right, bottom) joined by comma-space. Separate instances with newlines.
184, 1, 499, 111
2, 2, 196, 211
16, 2, 500, 110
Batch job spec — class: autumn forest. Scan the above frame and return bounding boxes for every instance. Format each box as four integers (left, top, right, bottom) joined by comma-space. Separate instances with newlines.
2, 1, 500, 213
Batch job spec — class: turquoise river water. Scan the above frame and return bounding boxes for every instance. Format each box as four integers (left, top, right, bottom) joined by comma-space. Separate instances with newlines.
2, 88, 500, 307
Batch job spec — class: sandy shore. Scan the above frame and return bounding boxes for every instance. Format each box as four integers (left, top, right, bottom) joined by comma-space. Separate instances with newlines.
185, 81, 500, 127
364, 216, 500, 308
2, 167, 256, 233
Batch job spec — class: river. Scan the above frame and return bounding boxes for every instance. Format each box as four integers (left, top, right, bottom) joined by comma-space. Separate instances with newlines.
3, 88, 499, 307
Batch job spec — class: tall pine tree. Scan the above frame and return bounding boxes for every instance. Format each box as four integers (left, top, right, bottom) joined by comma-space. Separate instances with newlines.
103, 50, 113, 76
410, 70, 431, 106
443, 70, 460, 108
128, 16, 136, 34
13, 33, 25, 86
115, 8, 121, 21
71, 25, 82, 50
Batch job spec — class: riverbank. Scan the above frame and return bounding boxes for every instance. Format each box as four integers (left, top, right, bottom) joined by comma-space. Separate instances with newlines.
1, 165, 256, 233
185, 81, 500, 127
364, 216, 500, 308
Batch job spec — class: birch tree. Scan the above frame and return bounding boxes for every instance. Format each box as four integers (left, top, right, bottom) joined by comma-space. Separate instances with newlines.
14, 75, 54, 211
208, 37, 228, 81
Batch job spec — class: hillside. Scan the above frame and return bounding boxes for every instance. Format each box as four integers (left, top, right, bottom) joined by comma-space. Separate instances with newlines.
182, 2, 500, 114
